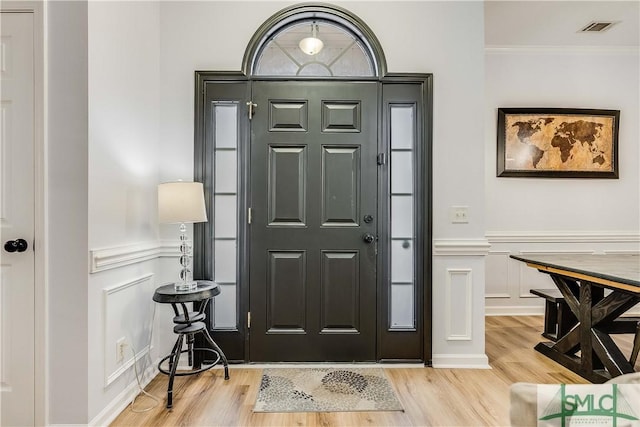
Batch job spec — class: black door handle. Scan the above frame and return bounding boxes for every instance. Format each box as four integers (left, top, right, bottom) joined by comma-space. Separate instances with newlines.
362, 233, 375, 244
4, 238, 28, 253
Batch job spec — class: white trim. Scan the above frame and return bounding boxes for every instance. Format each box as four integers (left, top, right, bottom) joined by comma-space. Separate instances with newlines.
89, 362, 158, 427
485, 293, 510, 299
485, 45, 639, 55
485, 306, 545, 316
603, 249, 640, 255
90, 241, 179, 273
445, 269, 473, 341
431, 354, 491, 369
518, 250, 596, 255
433, 239, 491, 256
486, 231, 640, 244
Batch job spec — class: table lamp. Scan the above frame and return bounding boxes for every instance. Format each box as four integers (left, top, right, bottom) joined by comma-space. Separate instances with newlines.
158, 181, 208, 291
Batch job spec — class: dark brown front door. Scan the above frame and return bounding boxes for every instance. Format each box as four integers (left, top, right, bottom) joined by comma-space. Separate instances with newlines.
249, 81, 378, 361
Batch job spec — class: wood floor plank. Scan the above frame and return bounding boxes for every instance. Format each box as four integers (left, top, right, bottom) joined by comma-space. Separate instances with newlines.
111, 316, 637, 426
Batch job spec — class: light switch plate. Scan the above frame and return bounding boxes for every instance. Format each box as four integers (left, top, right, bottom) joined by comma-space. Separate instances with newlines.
450, 206, 469, 224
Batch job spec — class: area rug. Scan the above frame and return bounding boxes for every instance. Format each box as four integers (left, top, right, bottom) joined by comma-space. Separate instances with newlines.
253, 367, 404, 413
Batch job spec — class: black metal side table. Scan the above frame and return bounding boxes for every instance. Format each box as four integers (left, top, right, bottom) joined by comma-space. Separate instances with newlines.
152, 280, 229, 409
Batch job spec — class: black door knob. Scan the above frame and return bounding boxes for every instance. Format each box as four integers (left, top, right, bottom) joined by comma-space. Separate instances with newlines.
4, 238, 28, 253
362, 233, 375, 244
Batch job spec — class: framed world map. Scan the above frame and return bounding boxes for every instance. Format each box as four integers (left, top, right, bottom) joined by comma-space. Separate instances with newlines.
497, 108, 619, 178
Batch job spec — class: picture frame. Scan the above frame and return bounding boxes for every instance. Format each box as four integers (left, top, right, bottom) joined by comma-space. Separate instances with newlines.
496, 108, 619, 178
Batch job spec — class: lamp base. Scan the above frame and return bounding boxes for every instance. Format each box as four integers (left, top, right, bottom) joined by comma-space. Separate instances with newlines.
174, 280, 198, 292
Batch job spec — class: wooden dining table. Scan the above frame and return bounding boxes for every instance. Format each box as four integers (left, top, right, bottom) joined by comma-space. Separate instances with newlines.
510, 253, 640, 383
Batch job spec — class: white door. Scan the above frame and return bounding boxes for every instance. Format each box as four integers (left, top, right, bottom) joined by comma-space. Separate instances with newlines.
0, 11, 36, 427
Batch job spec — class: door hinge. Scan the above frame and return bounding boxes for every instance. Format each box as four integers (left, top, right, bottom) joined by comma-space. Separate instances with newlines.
247, 312, 251, 329
377, 153, 386, 165
247, 101, 257, 120
248, 208, 252, 224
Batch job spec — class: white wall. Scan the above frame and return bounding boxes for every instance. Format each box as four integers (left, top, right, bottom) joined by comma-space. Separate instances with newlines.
484, 48, 640, 314
158, 0, 489, 368
87, 1, 166, 423
46, 1, 89, 423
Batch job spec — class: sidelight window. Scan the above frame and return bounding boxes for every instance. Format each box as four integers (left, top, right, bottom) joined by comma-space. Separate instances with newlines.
389, 104, 417, 329
210, 103, 239, 329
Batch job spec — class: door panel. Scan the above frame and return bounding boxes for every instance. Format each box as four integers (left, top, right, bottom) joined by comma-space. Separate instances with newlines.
267, 250, 306, 332
250, 81, 377, 361
322, 146, 360, 226
268, 146, 306, 225
0, 11, 35, 426
320, 251, 360, 332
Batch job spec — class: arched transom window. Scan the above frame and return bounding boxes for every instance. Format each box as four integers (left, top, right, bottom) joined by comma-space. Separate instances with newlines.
244, 4, 386, 78
255, 19, 375, 77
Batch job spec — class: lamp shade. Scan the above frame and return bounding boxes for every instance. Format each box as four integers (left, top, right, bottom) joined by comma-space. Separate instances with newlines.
158, 181, 208, 224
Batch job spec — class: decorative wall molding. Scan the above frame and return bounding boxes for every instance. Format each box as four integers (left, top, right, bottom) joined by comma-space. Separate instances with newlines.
485, 232, 640, 315
431, 354, 491, 369
486, 231, 640, 244
604, 249, 640, 255
103, 274, 154, 387
90, 240, 180, 273
445, 269, 473, 341
485, 45, 640, 55
433, 239, 491, 256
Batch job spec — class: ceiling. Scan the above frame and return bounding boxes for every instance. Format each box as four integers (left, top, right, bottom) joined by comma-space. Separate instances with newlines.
484, 1, 640, 48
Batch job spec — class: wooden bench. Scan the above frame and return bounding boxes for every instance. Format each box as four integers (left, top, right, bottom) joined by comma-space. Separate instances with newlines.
531, 289, 640, 366
530, 288, 577, 341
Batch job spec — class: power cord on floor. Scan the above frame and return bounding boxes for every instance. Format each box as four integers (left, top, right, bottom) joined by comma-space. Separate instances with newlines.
129, 302, 161, 413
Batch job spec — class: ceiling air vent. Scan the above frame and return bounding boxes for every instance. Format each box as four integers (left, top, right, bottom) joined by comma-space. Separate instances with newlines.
580, 21, 617, 32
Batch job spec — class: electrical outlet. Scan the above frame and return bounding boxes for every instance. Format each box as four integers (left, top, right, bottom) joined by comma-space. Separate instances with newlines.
116, 337, 127, 363
450, 206, 469, 224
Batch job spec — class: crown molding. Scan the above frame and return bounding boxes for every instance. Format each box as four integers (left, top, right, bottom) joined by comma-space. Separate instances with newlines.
485, 45, 639, 55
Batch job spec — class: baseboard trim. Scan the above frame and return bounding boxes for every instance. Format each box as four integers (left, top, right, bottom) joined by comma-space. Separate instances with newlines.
89, 362, 159, 427
431, 354, 491, 369
485, 306, 545, 316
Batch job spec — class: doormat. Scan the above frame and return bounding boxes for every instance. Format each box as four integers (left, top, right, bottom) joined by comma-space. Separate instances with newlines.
253, 367, 404, 413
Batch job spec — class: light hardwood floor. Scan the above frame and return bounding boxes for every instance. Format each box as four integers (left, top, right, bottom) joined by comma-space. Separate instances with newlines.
111, 316, 638, 426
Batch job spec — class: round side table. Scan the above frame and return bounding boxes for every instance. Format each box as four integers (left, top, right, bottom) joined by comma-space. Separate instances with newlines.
153, 280, 230, 409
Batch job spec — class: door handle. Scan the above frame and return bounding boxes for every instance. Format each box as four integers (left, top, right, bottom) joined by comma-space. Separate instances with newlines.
4, 238, 28, 253
362, 233, 376, 244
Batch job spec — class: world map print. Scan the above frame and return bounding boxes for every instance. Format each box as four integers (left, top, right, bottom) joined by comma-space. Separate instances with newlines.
504, 114, 615, 172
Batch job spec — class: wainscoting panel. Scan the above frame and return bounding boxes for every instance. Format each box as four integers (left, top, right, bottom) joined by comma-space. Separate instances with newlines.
432, 241, 490, 369
485, 251, 510, 298
103, 274, 155, 386
445, 269, 472, 341
485, 232, 640, 316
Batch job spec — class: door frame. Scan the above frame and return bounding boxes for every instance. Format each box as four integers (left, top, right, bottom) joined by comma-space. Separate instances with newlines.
0, 2, 46, 425
193, 72, 432, 364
